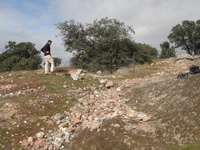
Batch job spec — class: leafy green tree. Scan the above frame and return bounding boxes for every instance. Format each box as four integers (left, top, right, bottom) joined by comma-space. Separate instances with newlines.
168, 20, 200, 55
53, 57, 62, 67
0, 41, 42, 72
159, 41, 176, 58
56, 17, 136, 72
135, 43, 158, 64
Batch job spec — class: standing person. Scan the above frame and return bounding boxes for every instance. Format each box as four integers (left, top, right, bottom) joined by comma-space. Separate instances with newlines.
41, 40, 55, 75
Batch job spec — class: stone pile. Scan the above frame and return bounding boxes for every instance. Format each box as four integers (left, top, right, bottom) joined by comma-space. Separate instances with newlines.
22, 79, 152, 149
68, 69, 85, 80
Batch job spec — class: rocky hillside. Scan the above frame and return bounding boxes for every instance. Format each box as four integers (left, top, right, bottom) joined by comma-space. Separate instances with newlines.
0, 56, 200, 150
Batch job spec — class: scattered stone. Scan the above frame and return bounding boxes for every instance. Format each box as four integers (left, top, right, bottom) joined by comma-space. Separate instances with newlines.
52, 140, 62, 147
96, 71, 102, 75
53, 113, 64, 121
74, 119, 82, 124
194, 55, 200, 60
106, 81, 114, 88
111, 110, 119, 118
48, 145, 53, 150
58, 123, 67, 128
114, 67, 131, 76
33, 138, 44, 147
116, 87, 121, 92
19, 66, 158, 149
63, 84, 67, 88
177, 54, 194, 60
124, 125, 136, 131
127, 110, 138, 118
143, 116, 152, 122
56, 132, 64, 138
99, 79, 107, 84
21, 139, 29, 146
46, 119, 54, 125
90, 94, 95, 100
36, 132, 44, 138
99, 84, 104, 88
88, 122, 100, 131
125, 84, 131, 88
167, 57, 177, 63
67, 127, 74, 133
75, 112, 82, 119
27, 137, 33, 143
90, 86, 96, 92
111, 75, 117, 79
69, 69, 83, 80
56, 120, 61, 125
111, 124, 121, 128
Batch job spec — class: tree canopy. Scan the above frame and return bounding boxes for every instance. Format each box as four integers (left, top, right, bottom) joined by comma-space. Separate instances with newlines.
135, 43, 158, 64
159, 41, 176, 58
56, 17, 136, 72
0, 41, 42, 72
56, 17, 157, 72
53, 57, 62, 67
168, 20, 200, 55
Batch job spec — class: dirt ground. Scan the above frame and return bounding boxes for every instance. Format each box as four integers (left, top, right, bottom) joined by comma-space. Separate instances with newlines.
1, 59, 200, 150
65, 60, 200, 150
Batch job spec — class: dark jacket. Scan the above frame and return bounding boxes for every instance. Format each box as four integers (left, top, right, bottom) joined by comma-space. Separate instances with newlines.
41, 43, 51, 56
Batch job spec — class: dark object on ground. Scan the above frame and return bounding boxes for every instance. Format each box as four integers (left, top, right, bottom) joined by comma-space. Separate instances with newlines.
64, 72, 71, 76
45, 72, 56, 75
177, 73, 189, 79
189, 65, 200, 74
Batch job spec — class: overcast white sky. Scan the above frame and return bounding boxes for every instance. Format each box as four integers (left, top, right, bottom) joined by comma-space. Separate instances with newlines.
0, 0, 200, 65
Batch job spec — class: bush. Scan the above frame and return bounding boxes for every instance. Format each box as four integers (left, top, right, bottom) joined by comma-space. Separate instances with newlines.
159, 41, 176, 58
0, 41, 42, 72
56, 18, 158, 72
56, 18, 136, 73
135, 43, 158, 64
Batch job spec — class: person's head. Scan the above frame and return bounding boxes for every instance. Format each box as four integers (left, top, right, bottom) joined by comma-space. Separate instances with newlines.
48, 40, 52, 45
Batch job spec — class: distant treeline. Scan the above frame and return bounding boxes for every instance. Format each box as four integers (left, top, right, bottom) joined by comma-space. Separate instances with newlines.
0, 18, 199, 72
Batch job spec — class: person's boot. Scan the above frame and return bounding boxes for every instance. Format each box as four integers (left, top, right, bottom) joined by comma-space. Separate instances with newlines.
50, 72, 56, 75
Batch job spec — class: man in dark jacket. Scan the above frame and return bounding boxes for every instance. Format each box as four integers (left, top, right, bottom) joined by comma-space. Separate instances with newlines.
41, 40, 55, 74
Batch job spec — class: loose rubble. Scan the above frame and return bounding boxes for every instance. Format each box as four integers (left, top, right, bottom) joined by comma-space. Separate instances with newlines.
22, 77, 152, 149
2, 56, 200, 149
68, 69, 84, 80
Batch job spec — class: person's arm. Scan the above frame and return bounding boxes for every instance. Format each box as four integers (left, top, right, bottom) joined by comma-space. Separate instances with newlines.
45, 44, 50, 54
41, 46, 45, 53
41, 43, 50, 54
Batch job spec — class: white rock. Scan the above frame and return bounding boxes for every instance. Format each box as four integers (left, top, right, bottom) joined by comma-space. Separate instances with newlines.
27, 137, 33, 143
88, 116, 93, 121
97, 71, 102, 75
69, 69, 83, 80
127, 110, 138, 118
58, 123, 67, 128
36, 132, 44, 138
116, 87, 121, 92
111, 110, 118, 118
106, 81, 114, 88
99, 79, 107, 84
177, 54, 194, 60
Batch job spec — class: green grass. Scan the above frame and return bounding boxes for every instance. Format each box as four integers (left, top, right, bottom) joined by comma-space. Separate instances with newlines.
166, 142, 200, 150
0, 70, 102, 149
0, 69, 104, 146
